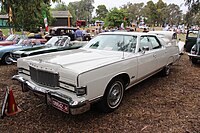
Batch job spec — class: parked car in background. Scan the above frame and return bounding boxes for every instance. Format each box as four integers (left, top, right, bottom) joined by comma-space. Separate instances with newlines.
0, 39, 43, 65
0, 34, 25, 46
10, 36, 87, 63
13, 32, 179, 115
148, 31, 184, 54
45, 27, 77, 41
148, 31, 177, 44
188, 30, 200, 64
27, 33, 47, 44
185, 30, 199, 52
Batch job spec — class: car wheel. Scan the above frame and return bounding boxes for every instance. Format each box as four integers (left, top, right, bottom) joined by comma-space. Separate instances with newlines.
2, 53, 12, 65
98, 78, 124, 113
160, 64, 171, 76
191, 58, 198, 64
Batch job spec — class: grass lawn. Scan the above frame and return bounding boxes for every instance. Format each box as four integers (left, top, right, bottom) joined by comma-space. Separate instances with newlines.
178, 33, 186, 42
0, 28, 22, 36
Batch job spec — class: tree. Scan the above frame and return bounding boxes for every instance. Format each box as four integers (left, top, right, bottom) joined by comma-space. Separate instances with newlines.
80, 0, 94, 23
96, 5, 108, 20
143, 1, 158, 26
67, 2, 78, 25
184, 0, 200, 26
52, 2, 67, 11
156, 0, 167, 26
121, 2, 144, 23
185, 0, 200, 13
105, 8, 127, 28
163, 4, 182, 26
67, 0, 94, 25
0, 0, 59, 31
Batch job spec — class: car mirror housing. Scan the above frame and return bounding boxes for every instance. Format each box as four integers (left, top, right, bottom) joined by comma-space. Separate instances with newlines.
142, 46, 149, 51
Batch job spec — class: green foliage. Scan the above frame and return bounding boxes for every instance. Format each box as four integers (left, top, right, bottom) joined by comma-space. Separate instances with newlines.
96, 5, 108, 20
156, 0, 167, 26
119, 0, 188, 27
143, 1, 158, 25
1, 0, 58, 32
164, 4, 182, 25
185, 10, 200, 26
121, 2, 144, 23
185, 0, 200, 13
67, 0, 94, 25
52, 2, 67, 11
105, 8, 127, 28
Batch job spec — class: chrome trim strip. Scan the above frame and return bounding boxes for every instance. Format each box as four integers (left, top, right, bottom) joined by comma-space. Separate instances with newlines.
19, 72, 30, 76
188, 53, 200, 58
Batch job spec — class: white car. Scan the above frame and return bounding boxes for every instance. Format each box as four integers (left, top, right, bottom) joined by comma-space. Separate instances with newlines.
13, 32, 180, 115
148, 31, 184, 54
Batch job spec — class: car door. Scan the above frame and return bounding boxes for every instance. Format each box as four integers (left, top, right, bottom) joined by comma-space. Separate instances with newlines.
148, 35, 167, 69
137, 35, 157, 80
122, 35, 138, 85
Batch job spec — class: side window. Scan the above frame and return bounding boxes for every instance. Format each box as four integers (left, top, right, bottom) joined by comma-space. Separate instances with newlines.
139, 36, 152, 51
148, 36, 161, 49
123, 36, 137, 53
172, 33, 177, 39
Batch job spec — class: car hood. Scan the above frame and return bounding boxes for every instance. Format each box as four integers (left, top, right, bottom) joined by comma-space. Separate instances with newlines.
13, 45, 47, 55
25, 48, 125, 74
0, 45, 23, 52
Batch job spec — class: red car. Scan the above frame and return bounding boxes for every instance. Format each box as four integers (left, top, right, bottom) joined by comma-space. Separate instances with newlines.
0, 34, 47, 46
0, 35, 23, 46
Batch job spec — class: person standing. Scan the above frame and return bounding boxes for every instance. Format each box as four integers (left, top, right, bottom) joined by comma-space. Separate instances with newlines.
0, 29, 5, 41
75, 27, 83, 41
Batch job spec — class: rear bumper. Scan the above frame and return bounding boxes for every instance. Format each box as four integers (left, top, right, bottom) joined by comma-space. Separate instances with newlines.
12, 75, 90, 115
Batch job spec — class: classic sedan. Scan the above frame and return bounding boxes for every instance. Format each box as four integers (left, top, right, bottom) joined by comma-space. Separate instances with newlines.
10, 36, 87, 62
188, 30, 200, 64
13, 32, 180, 115
0, 39, 43, 65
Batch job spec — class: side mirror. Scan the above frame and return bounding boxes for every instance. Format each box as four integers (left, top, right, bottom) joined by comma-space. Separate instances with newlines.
142, 46, 149, 51
141, 46, 149, 54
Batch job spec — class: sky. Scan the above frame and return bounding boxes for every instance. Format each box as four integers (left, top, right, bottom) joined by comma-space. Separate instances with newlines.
57, 0, 188, 13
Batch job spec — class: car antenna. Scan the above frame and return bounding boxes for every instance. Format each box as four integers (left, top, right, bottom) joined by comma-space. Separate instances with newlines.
122, 41, 125, 59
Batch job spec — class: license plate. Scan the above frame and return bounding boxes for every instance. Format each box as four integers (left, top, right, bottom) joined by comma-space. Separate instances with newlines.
51, 98, 69, 113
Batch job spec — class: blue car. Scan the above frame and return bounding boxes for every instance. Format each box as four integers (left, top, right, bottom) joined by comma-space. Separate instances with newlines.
0, 39, 44, 65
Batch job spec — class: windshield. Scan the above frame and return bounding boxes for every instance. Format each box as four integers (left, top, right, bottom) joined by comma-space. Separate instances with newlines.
16, 39, 25, 45
54, 37, 69, 46
6, 35, 17, 41
83, 34, 137, 53
45, 37, 59, 46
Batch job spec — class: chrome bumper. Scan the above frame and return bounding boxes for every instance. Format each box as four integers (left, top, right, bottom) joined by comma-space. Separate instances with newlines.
8, 57, 17, 63
12, 75, 90, 115
188, 53, 200, 59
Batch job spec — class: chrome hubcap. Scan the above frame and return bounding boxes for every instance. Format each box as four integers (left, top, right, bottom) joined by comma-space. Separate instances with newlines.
107, 81, 123, 108
5, 55, 12, 64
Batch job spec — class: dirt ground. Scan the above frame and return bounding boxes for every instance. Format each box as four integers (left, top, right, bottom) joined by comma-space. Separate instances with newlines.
0, 54, 200, 133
